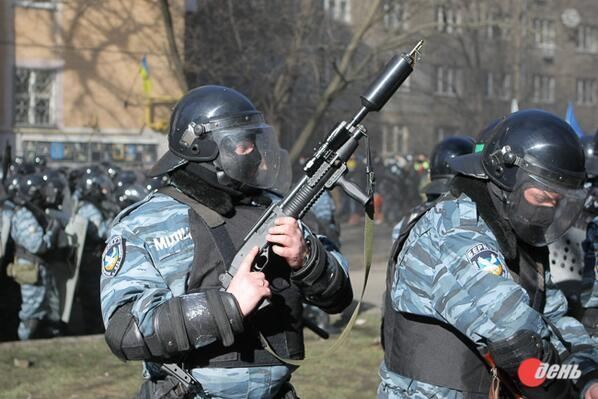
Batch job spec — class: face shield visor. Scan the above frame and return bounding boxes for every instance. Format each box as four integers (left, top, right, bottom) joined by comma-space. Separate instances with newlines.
212, 123, 291, 194
506, 172, 587, 246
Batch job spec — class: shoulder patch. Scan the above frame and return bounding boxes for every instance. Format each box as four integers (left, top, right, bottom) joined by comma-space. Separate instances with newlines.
102, 235, 125, 277
465, 243, 508, 278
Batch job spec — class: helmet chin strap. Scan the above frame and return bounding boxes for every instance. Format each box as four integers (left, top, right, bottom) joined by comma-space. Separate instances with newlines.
487, 181, 511, 220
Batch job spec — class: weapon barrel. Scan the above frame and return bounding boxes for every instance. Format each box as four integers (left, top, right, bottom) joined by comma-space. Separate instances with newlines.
354, 40, 423, 125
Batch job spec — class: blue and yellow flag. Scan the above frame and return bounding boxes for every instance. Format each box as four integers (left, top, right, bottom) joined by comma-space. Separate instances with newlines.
139, 55, 152, 97
565, 101, 584, 138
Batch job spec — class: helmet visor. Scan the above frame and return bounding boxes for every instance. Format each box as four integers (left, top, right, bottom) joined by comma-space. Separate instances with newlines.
506, 173, 588, 246
213, 124, 291, 193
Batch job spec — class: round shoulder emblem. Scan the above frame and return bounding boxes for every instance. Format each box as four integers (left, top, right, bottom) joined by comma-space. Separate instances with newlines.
466, 243, 509, 278
102, 235, 125, 277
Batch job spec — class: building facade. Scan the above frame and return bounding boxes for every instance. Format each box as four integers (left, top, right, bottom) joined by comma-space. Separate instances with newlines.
0, 0, 187, 167
340, 0, 598, 157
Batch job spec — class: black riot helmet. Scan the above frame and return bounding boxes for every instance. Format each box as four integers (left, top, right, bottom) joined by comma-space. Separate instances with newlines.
9, 156, 35, 177
114, 170, 139, 189
75, 166, 114, 203
114, 183, 147, 209
425, 136, 475, 196
148, 85, 291, 193
475, 117, 505, 147
14, 173, 46, 208
42, 169, 69, 209
101, 161, 122, 181
450, 109, 587, 247
581, 134, 598, 178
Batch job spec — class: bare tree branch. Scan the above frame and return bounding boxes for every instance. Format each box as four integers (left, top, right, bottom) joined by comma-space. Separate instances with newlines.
288, 0, 383, 162
158, 0, 187, 93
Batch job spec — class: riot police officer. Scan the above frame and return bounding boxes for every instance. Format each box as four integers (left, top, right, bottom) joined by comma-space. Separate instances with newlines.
100, 85, 353, 398
577, 134, 598, 338
391, 135, 475, 240
379, 110, 598, 398
71, 166, 115, 334
8, 173, 70, 339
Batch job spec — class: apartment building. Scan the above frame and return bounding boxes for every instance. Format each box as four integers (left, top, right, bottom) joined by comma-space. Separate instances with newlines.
328, 0, 598, 157
0, 0, 187, 167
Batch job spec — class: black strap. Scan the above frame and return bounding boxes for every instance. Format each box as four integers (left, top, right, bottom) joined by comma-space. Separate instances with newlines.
210, 225, 236, 267
14, 245, 43, 265
205, 290, 235, 347
159, 185, 236, 273
169, 298, 191, 353
158, 186, 224, 228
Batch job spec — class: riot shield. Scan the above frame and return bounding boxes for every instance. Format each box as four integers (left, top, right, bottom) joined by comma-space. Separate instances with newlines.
0, 209, 11, 262
549, 226, 585, 299
60, 214, 88, 323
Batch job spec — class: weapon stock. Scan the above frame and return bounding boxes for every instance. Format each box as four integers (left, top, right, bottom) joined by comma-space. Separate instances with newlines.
220, 40, 424, 290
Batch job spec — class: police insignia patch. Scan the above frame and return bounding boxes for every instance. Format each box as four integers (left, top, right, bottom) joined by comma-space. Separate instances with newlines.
465, 243, 508, 278
102, 236, 125, 277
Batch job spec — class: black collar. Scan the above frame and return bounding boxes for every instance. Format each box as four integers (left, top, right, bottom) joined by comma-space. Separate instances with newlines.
169, 164, 272, 216
450, 176, 518, 262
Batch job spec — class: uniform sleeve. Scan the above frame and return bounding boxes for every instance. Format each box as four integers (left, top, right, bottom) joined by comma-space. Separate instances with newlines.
100, 225, 173, 336
392, 223, 549, 346
434, 228, 549, 344
291, 221, 352, 313
10, 207, 49, 255
77, 203, 109, 240
544, 277, 598, 382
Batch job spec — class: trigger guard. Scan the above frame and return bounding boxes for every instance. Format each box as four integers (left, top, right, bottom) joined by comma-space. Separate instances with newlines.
253, 246, 271, 271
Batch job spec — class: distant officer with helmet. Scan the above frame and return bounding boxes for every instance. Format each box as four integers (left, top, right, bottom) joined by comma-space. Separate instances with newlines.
73, 166, 114, 333
8, 173, 71, 339
100, 85, 352, 398
379, 110, 598, 398
391, 136, 475, 240
575, 133, 598, 339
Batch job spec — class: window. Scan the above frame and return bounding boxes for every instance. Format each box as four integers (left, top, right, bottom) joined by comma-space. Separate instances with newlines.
532, 74, 555, 103
532, 18, 555, 52
485, 9, 509, 39
383, 0, 408, 31
435, 66, 462, 96
14, 0, 57, 10
486, 72, 511, 100
436, 5, 462, 34
23, 141, 158, 164
323, 0, 351, 23
577, 79, 597, 105
577, 25, 598, 53
15, 68, 56, 127
91, 143, 111, 163
382, 125, 408, 156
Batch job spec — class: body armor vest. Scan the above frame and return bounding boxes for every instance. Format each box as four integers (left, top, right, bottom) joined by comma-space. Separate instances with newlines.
159, 186, 305, 369
383, 186, 546, 396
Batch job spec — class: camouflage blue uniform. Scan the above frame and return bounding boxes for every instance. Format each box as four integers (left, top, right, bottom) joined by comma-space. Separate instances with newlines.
100, 192, 349, 399
10, 206, 62, 340
77, 201, 110, 240
309, 191, 340, 250
378, 193, 598, 398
